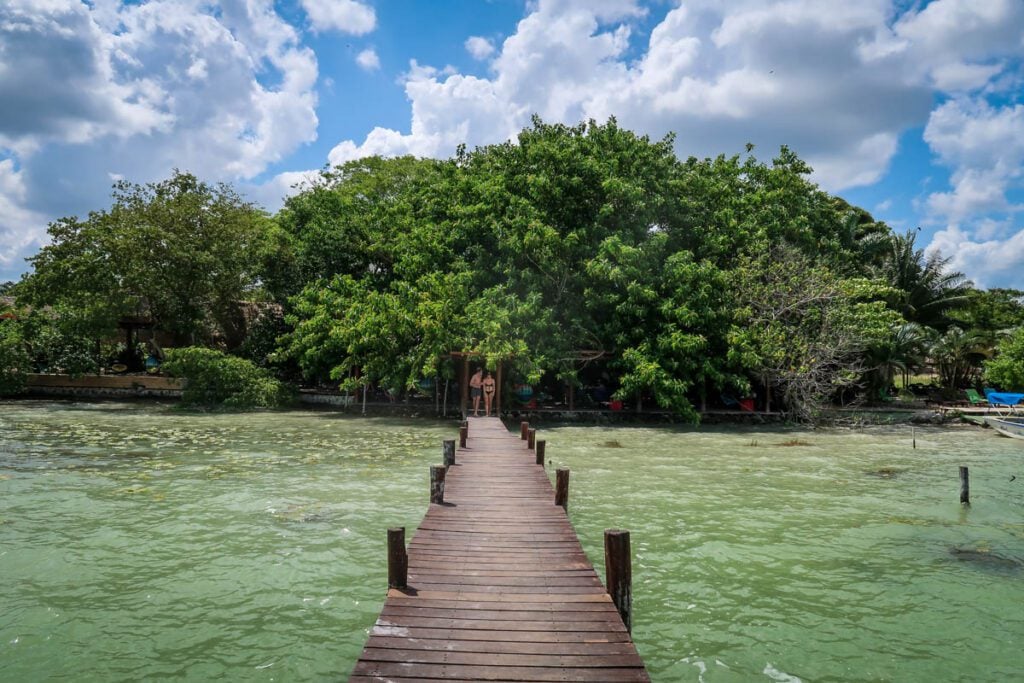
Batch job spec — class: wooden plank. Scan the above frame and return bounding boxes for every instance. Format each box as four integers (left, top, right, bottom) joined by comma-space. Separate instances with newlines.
349, 416, 649, 681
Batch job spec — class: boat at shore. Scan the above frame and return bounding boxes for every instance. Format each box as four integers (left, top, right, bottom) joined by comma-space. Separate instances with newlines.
984, 416, 1024, 440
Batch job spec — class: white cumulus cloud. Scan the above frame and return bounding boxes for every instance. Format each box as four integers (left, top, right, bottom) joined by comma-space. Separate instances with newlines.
0, 0, 320, 280
300, 0, 376, 35
356, 48, 381, 71
465, 36, 495, 60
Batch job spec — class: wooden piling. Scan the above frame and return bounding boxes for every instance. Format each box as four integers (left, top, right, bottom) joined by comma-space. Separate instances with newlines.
430, 465, 446, 504
443, 439, 455, 468
528, 428, 536, 450
459, 424, 468, 449
387, 527, 407, 589
555, 468, 570, 510
959, 466, 970, 505
520, 421, 529, 440
604, 529, 632, 633
536, 439, 546, 466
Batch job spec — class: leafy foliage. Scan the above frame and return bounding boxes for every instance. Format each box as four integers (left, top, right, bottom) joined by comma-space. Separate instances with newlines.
984, 327, 1024, 390
0, 319, 30, 395
19, 171, 272, 344
163, 347, 293, 409
729, 245, 900, 421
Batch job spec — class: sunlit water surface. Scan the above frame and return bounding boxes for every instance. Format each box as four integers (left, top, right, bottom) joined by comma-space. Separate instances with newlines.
2, 401, 1022, 681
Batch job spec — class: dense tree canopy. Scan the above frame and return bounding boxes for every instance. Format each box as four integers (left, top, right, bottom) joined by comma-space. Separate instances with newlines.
18, 171, 271, 344
11, 117, 1011, 419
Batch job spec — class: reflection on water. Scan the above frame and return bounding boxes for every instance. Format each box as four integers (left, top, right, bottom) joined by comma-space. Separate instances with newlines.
2, 401, 1022, 681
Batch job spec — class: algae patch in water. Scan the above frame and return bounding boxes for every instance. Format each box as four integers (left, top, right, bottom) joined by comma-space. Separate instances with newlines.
950, 545, 1023, 571
601, 440, 625, 448
866, 467, 907, 478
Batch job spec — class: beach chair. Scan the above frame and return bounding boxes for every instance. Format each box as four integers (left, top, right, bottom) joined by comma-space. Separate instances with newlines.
964, 388, 987, 406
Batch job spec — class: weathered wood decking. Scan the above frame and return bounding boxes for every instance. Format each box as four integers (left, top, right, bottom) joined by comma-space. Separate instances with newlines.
350, 416, 649, 682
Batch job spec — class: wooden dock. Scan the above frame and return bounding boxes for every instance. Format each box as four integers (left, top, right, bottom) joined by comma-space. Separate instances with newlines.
350, 416, 649, 682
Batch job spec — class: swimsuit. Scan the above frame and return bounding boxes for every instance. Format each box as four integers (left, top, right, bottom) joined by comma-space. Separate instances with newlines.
472, 386, 482, 398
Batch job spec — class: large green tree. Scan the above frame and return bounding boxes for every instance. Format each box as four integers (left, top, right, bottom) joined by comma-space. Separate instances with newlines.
19, 171, 272, 344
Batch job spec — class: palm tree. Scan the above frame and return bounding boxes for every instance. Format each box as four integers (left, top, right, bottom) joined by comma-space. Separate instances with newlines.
930, 326, 991, 391
865, 322, 929, 395
879, 230, 971, 331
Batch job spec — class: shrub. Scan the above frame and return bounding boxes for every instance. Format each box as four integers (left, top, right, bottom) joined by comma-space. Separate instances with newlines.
0, 319, 30, 395
984, 327, 1024, 390
163, 347, 293, 409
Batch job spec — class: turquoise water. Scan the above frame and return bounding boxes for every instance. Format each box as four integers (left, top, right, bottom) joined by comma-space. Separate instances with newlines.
1, 401, 1022, 681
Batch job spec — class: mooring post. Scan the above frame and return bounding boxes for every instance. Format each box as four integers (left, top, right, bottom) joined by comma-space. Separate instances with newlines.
520, 421, 529, 440
443, 439, 456, 468
387, 527, 407, 589
536, 439, 546, 466
430, 465, 446, 504
555, 468, 570, 510
959, 466, 970, 505
604, 529, 632, 633
528, 428, 536, 450
459, 424, 468, 449
912, 426, 916, 449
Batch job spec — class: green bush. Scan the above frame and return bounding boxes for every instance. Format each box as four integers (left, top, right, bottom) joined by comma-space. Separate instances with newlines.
163, 347, 293, 409
0, 319, 30, 395
984, 327, 1024, 390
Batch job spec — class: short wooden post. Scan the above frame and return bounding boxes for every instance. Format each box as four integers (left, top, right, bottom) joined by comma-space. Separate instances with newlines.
459, 424, 468, 448
959, 466, 970, 505
430, 465, 446, 504
555, 468, 570, 510
528, 428, 536, 450
604, 529, 632, 632
520, 421, 529, 440
536, 439, 546, 466
443, 439, 455, 468
387, 527, 407, 589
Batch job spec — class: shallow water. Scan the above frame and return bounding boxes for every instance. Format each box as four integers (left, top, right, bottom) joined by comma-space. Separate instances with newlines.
1, 401, 1022, 681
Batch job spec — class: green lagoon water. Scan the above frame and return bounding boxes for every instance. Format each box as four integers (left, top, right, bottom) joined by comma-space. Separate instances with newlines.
1, 401, 1022, 681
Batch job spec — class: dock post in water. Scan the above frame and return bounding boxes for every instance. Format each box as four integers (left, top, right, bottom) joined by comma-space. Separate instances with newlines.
555, 467, 570, 510
960, 466, 970, 505
430, 465, 446, 504
520, 420, 529, 440
459, 423, 468, 448
442, 439, 455, 468
387, 527, 407, 589
604, 529, 632, 633
528, 428, 536, 450
536, 439, 546, 466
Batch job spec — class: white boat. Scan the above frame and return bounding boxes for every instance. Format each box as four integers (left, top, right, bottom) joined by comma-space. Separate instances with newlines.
984, 417, 1024, 440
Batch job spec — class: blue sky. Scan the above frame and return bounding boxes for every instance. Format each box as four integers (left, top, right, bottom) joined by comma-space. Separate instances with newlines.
1, 0, 1023, 287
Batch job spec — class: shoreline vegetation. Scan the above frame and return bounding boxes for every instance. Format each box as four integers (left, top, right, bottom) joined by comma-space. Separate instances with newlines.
2, 118, 1023, 421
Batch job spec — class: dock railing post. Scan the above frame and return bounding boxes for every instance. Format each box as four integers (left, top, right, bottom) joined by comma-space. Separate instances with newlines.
528, 428, 536, 450
520, 421, 529, 440
430, 465, 446, 504
959, 466, 970, 505
536, 439, 546, 466
443, 439, 456, 468
555, 468, 570, 510
387, 527, 407, 589
459, 424, 468, 448
605, 529, 632, 632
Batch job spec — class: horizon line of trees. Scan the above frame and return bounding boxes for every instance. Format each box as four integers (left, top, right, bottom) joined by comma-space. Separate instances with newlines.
2, 117, 1024, 418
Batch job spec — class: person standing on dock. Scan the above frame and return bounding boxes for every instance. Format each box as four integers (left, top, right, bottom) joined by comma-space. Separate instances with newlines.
470, 368, 484, 416
482, 371, 496, 416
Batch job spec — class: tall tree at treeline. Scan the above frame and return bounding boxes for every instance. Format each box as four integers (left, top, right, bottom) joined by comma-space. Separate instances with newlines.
278, 118, 904, 420
18, 171, 273, 345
